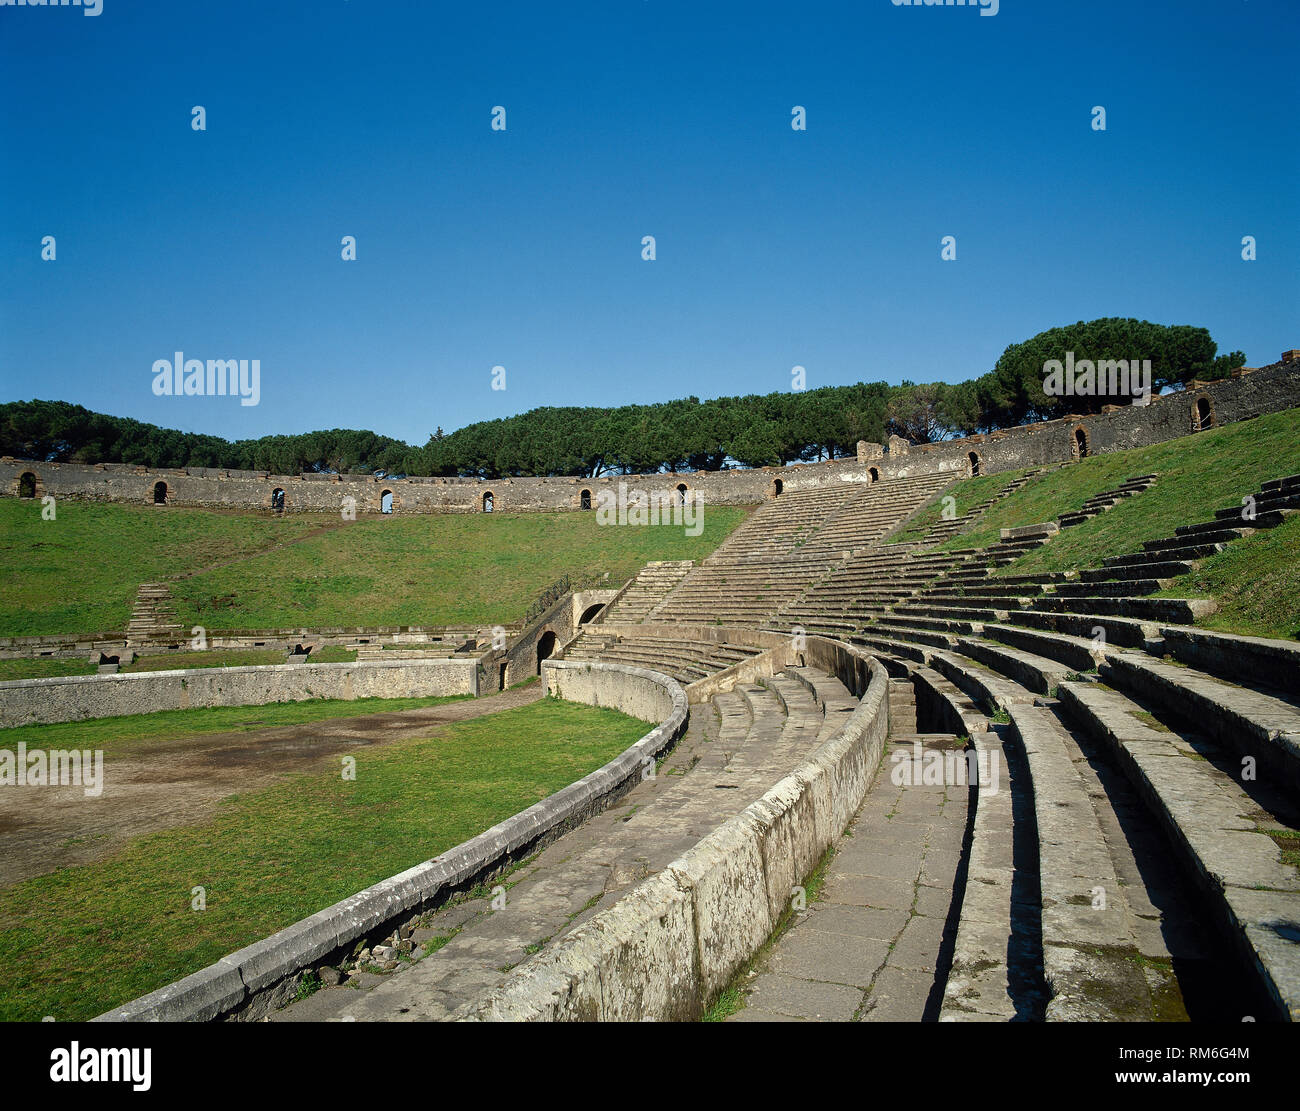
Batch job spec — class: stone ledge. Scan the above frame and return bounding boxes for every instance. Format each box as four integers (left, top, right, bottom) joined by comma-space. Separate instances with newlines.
92, 662, 688, 1023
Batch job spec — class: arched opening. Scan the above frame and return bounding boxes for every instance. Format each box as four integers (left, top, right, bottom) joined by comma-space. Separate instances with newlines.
17, 472, 36, 499
772, 478, 783, 497
536, 630, 558, 673
482, 491, 494, 513
868, 467, 880, 484
271, 488, 285, 513
676, 483, 688, 506
579, 603, 604, 624
580, 489, 592, 510
1194, 397, 1213, 431
381, 490, 393, 514
1073, 427, 1089, 459
968, 452, 981, 477
153, 481, 168, 505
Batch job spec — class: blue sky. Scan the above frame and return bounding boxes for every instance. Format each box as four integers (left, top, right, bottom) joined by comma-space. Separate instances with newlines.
1, 0, 1296, 447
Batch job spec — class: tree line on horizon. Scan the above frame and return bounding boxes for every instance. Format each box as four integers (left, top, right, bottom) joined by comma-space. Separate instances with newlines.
1, 319, 1245, 479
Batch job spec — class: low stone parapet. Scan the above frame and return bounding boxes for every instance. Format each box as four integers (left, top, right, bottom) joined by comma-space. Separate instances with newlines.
0, 657, 480, 728
93, 661, 688, 1021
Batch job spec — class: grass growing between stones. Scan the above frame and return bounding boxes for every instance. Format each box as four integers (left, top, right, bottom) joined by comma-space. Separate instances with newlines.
943, 407, 1300, 569
1155, 514, 1300, 641
886, 468, 1039, 545
0, 697, 649, 1022
702, 841, 838, 1022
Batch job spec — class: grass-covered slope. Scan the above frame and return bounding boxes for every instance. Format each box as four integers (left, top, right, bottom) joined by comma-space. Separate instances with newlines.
949, 408, 1300, 562
0, 696, 647, 1022
926, 407, 1300, 639
0, 501, 327, 637
0, 501, 750, 636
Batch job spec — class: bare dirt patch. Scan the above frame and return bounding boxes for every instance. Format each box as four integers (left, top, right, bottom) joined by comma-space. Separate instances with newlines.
0, 684, 544, 889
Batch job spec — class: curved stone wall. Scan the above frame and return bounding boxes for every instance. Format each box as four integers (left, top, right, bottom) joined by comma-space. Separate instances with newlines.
94, 660, 689, 1022
5, 359, 1296, 515
455, 638, 891, 1021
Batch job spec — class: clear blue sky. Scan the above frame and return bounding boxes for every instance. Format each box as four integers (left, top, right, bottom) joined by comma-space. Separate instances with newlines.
1, 0, 1296, 447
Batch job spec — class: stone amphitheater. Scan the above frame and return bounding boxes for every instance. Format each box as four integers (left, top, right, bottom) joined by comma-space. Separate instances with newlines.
5, 362, 1300, 1025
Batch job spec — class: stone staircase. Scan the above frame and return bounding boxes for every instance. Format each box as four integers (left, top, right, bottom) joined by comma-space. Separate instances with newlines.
595, 561, 693, 624
1058, 473, 1158, 528
125, 583, 185, 648
922, 468, 1045, 545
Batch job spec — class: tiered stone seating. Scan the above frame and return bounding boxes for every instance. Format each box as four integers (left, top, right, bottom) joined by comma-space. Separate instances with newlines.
921, 467, 1045, 544
645, 474, 961, 627
561, 629, 765, 684
595, 561, 693, 624
274, 665, 855, 1022
790, 472, 956, 557
646, 557, 839, 627
1057, 473, 1157, 528
839, 476, 1300, 1020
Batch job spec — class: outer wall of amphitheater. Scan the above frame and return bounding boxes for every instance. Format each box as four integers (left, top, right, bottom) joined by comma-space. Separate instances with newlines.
3, 358, 1298, 514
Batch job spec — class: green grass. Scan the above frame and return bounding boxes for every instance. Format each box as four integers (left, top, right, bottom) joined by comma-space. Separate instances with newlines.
312, 645, 357, 663
1157, 514, 1300, 640
0, 697, 649, 1021
0, 657, 98, 682
887, 468, 1038, 545
0, 499, 325, 636
951, 408, 1300, 574
0, 500, 749, 637
0, 693, 472, 753
172, 508, 748, 631
121, 649, 288, 672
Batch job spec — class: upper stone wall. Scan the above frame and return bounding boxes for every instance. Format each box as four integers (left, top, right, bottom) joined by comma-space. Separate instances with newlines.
3, 357, 1297, 514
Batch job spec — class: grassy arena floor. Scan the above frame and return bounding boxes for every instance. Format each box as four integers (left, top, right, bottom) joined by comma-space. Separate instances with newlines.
0, 501, 750, 637
0, 695, 647, 1022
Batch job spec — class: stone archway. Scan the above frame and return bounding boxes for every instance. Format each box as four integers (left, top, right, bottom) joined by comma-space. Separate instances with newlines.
381, 490, 393, 514
153, 481, 168, 505
536, 629, 558, 673
675, 483, 688, 507
579, 603, 604, 624
271, 488, 285, 513
1073, 427, 1090, 459
18, 472, 36, 499
968, 452, 981, 477
869, 467, 880, 483
482, 491, 494, 513
580, 488, 592, 510
1194, 396, 1214, 431
772, 478, 783, 498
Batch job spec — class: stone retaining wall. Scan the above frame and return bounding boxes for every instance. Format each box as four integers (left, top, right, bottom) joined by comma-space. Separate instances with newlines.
455, 639, 891, 1021
93, 661, 689, 1021
6, 359, 1296, 515
0, 657, 479, 728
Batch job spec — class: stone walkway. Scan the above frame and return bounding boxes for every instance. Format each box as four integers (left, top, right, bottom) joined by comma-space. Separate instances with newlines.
728, 681, 970, 1022
271, 668, 852, 1021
